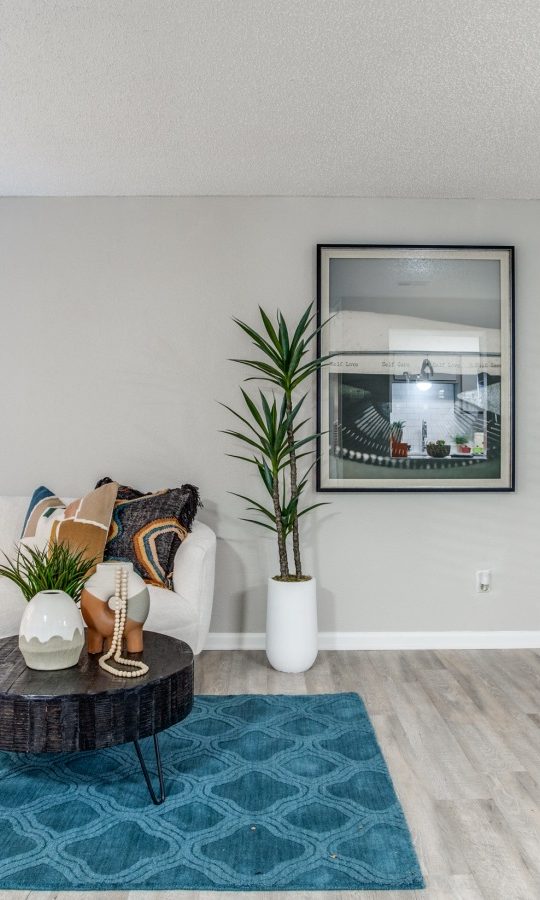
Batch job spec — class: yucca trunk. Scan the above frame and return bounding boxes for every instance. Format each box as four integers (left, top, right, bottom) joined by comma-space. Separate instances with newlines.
286, 394, 302, 577
272, 473, 289, 579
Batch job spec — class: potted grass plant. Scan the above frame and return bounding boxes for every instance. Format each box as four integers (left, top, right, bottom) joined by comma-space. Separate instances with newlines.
222, 302, 330, 672
454, 434, 472, 454
0, 543, 95, 670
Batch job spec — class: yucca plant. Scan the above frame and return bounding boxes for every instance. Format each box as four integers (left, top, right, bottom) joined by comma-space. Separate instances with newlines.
223, 302, 330, 580
0, 542, 96, 602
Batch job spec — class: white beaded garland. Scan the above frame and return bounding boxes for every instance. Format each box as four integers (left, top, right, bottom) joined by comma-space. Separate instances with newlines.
98, 565, 149, 678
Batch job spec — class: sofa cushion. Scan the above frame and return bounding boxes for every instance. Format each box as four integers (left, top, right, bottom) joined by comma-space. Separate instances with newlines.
96, 478, 200, 590
0, 498, 32, 557
0, 577, 26, 639
146, 584, 198, 648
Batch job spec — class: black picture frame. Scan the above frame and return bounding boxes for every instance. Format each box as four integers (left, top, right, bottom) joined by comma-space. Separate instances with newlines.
316, 244, 515, 493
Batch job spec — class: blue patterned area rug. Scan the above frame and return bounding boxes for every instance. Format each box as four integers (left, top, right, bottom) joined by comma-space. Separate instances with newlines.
0, 693, 423, 891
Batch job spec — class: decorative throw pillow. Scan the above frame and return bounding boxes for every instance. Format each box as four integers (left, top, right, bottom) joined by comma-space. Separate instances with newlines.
95, 478, 200, 590
20, 486, 65, 544
21, 482, 118, 571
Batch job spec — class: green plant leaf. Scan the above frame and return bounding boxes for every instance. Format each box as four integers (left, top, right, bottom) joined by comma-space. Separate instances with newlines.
231, 359, 282, 381
256, 458, 275, 495
289, 302, 315, 352
288, 392, 307, 423
277, 310, 290, 361
219, 402, 266, 439
222, 429, 268, 454
297, 502, 331, 518
285, 341, 305, 382
240, 517, 276, 532
258, 306, 282, 353
303, 314, 335, 347
288, 432, 321, 453
290, 358, 332, 390
229, 492, 276, 521
226, 453, 262, 466
239, 389, 269, 432
233, 317, 282, 366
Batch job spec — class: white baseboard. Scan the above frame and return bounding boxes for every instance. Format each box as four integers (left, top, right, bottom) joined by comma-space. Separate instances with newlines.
206, 633, 267, 650
205, 631, 540, 651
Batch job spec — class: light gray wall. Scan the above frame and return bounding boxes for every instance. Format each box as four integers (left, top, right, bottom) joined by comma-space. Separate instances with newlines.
0, 198, 534, 633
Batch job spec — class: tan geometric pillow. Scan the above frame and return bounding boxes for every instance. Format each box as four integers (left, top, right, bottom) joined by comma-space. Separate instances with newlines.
21, 482, 118, 571
20, 488, 64, 547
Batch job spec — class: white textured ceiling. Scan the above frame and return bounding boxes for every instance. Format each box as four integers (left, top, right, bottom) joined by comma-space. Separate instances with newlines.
1, 0, 540, 197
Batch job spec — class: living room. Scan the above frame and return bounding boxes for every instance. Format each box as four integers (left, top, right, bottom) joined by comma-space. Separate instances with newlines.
0, 2, 537, 899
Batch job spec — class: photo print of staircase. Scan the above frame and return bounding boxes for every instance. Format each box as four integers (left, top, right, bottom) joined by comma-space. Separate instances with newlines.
317, 245, 514, 492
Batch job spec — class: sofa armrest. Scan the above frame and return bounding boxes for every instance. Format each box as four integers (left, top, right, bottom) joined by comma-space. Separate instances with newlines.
172, 521, 216, 654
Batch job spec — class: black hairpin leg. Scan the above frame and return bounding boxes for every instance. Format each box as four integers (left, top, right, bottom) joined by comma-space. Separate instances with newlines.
133, 734, 165, 805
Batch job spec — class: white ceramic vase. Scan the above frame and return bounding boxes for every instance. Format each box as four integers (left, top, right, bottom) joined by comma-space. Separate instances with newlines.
266, 576, 317, 673
19, 590, 85, 670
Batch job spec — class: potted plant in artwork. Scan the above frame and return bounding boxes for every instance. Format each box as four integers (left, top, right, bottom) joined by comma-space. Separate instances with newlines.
0, 543, 94, 670
454, 435, 472, 454
390, 421, 408, 457
222, 303, 330, 673
426, 439, 451, 459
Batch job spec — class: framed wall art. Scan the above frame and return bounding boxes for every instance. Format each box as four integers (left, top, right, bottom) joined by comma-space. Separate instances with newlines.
317, 244, 514, 492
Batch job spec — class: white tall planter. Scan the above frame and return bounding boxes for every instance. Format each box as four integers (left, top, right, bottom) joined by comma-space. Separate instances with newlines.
266, 576, 317, 673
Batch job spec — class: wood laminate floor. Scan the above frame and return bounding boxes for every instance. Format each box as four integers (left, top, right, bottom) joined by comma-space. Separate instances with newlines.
6, 648, 540, 900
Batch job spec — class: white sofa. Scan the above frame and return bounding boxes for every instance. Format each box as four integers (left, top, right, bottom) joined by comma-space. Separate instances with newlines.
0, 496, 216, 654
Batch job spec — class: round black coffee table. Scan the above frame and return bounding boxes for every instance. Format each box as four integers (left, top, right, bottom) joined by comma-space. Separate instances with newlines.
0, 631, 194, 805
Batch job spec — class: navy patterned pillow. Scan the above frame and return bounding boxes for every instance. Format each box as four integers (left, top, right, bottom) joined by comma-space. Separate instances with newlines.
95, 478, 200, 589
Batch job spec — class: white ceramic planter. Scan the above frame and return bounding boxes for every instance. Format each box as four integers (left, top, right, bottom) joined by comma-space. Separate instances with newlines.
19, 590, 85, 670
266, 576, 317, 673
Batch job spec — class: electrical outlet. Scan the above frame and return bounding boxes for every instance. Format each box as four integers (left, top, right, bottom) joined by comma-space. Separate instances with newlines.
476, 570, 491, 593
